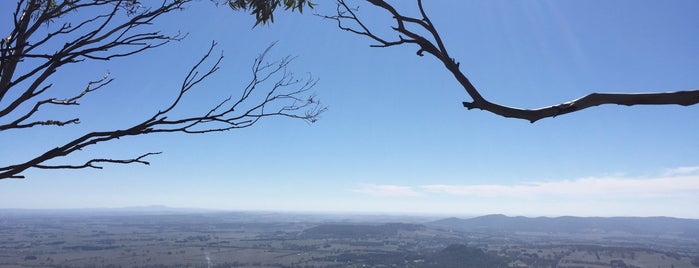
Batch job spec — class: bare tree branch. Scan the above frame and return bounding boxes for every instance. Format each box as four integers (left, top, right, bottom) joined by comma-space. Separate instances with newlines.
1, 0, 185, 126
0, 73, 113, 131
0, 1, 325, 180
321, 0, 699, 123
1, 41, 324, 180
34, 152, 162, 170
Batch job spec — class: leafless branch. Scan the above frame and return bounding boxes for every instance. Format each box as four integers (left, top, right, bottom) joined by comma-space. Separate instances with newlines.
1, 0, 185, 127
321, 0, 699, 122
1, 41, 324, 180
34, 152, 162, 170
0, 73, 113, 131
0, 1, 325, 180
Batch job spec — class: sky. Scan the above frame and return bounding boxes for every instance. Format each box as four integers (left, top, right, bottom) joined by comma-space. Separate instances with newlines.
1, 0, 698, 218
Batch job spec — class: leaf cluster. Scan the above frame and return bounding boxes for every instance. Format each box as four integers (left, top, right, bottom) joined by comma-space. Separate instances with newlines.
226, 0, 315, 26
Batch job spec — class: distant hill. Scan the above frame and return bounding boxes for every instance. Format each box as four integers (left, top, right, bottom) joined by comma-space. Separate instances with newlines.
0, 206, 214, 216
427, 214, 699, 238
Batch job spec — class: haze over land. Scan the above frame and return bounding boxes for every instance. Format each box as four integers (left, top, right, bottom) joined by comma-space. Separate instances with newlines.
2, 208, 698, 267
1, 1, 698, 218
2, 1, 698, 267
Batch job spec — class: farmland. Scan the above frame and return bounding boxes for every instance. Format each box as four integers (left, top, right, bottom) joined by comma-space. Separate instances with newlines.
1, 209, 698, 267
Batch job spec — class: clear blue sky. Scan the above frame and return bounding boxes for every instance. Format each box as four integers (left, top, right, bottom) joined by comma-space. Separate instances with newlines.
1, 0, 698, 218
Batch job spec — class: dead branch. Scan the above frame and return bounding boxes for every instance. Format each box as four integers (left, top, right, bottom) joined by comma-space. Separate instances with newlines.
321, 0, 699, 123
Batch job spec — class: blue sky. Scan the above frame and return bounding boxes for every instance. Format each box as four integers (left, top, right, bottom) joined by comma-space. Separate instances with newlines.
1, 0, 698, 218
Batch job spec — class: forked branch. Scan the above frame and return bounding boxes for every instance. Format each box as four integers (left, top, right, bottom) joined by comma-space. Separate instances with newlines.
1, 0, 325, 180
1, 0, 186, 130
321, 0, 699, 122
0, 42, 325, 179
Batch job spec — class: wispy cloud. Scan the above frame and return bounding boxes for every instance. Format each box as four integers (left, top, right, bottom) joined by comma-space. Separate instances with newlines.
353, 184, 422, 197
664, 166, 699, 176
353, 167, 699, 199
421, 175, 699, 198
348, 167, 699, 217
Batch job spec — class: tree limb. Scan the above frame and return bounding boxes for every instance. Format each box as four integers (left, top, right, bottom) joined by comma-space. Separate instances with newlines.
322, 0, 699, 122
34, 152, 162, 170
1, 0, 185, 121
0, 1, 325, 180
1, 41, 325, 180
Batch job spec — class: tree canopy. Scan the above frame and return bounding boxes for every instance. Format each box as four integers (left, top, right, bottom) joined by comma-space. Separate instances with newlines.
225, 0, 315, 26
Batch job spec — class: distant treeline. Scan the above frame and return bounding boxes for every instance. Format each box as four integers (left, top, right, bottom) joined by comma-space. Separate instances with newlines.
301, 223, 425, 238
314, 244, 507, 268
62, 245, 121, 251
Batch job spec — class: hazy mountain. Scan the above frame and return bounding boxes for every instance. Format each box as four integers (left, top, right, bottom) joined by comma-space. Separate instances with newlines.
427, 214, 699, 238
0, 206, 213, 216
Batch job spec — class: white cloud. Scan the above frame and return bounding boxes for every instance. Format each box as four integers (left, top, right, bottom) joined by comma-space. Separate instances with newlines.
348, 167, 699, 217
353, 167, 699, 199
421, 174, 699, 198
353, 184, 422, 197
